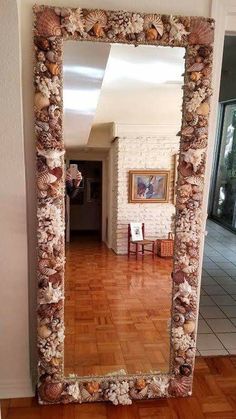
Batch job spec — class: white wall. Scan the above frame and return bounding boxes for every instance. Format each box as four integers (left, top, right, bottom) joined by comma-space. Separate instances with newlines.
0, 0, 212, 398
111, 127, 180, 254
0, 0, 33, 398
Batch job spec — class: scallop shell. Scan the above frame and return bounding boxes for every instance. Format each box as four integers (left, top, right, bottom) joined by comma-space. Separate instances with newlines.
187, 62, 204, 72
34, 93, 50, 110
39, 259, 57, 276
168, 376, 192, 397
130, 386, 148, 400
196, 102, 210, 116
36, 9, 62, 37
39, 381, 63, 402
189, 19, 214, 45
85, 10, 108, 32
37, 170, 57, 191
144, 14, 163, 36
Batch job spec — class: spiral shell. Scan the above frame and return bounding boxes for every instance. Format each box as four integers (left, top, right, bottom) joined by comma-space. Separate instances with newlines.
39, 259, 57, 276
173, 313, 185, 326
39, 381, 63, 402
189, 19, 214, 45
129, 386, 148, 400
34, 37, 50, 51
179, 364, 192, 377
46, 62, 60, 76
179, 161, 194, 177
36, 9, 62, 37
85, 10, 108, 32
183, 320, 195, 334
144, 14, 163, 36
168, 376, 192, 397
196, 102, 210, 116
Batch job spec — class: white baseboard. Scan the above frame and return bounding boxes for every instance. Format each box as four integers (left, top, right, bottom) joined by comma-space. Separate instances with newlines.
0, 379, 35, 399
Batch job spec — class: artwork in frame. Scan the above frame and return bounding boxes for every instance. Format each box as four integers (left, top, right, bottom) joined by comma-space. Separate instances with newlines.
129, 170, 170, 203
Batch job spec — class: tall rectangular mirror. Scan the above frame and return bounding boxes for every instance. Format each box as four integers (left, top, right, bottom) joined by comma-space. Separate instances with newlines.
34, 6, 214, 405
63, 41, 184, 377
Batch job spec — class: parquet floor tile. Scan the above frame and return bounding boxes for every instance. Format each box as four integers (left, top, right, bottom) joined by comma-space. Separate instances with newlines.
2, 356, 236, 419
64, 236, 172, 376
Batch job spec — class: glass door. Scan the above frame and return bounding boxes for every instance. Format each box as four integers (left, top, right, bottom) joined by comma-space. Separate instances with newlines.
211, 101, 236, 231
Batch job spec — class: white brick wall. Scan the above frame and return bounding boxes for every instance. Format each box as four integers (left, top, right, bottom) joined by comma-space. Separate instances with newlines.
111, 128, 180, 254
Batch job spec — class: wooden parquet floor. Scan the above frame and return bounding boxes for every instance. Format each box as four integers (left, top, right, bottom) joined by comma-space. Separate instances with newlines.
2, 357, 236, 418
64, 236, 172, 376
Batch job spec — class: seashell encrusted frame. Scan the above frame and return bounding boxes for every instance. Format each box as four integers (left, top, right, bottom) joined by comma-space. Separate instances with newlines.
34, 4, 214, 405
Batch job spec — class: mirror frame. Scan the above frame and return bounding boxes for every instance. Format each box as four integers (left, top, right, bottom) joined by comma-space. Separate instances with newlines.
34, 5, 214, 405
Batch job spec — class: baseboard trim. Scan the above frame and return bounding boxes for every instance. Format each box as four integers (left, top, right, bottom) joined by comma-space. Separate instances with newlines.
0, 379, 35, 399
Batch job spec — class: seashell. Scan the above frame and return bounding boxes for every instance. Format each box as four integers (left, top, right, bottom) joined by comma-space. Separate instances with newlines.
145, 28, 158, 41
36, 9, 62, 37
168, 376, 192, 397
46, 62, 60, 76
190, 71, 201, 82
46, 51, 57, 63
38, 381, 63, 402
173, 313, 185, 326
189, 19, 214, 45
39, 259, 57, 276
183, 148, 205, 172
130, 386, 148, 400
136, 379, 146, 390
38, 324, 52, 339
93, 23, 105, 37
37, 170, 57, 191
34, 93, 50, 110
50, 167, 63, 180
37, 51, 46, 62
172, 270, 185, 284
85, 10, 108, 32
202, 66, 212, 78
183, 320, 195, 334
179, 161, 194, 177
187, 62, 204, 72
144, 14, 163, 37
86, 381, 100, 395
182, 260, 198, 274
179, 364, 192, 377
196, 102, 210, 116
186, 176, 204, 188
81, 387, 100, 402
51, 357, 61, 367
181, 126, 194, 136
34, 37, 50, 51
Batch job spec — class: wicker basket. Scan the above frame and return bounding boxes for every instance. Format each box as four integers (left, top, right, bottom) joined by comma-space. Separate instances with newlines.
156, 233, 174, 257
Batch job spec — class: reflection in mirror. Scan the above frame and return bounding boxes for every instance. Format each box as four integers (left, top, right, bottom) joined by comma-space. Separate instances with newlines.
63, 41, 184, 377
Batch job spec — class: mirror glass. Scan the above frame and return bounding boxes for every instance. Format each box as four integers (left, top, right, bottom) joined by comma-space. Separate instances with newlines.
63, 41, 184, 377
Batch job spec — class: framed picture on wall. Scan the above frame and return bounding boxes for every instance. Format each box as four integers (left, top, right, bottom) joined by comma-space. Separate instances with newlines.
129, 170, 170, 203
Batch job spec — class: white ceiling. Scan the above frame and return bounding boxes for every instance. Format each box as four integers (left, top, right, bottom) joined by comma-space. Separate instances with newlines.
63, 42, 185, 149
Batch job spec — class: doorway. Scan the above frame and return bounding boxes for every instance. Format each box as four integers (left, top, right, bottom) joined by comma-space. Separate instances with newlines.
68, 160, 102, 242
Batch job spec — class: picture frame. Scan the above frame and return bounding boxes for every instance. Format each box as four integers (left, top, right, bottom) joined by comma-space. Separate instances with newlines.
129, 170, 170, 203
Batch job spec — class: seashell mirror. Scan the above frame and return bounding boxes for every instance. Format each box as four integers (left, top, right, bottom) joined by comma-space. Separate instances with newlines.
34, 5, 214, 405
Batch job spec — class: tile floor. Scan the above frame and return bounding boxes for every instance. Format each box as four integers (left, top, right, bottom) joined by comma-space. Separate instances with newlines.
197, 219, 236, 356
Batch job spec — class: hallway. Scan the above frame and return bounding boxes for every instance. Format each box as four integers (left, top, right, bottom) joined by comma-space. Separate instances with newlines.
197, 220, 236, 355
